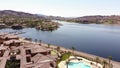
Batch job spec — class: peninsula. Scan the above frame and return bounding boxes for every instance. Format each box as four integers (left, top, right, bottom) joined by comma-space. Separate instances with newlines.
0, 10, 60, 31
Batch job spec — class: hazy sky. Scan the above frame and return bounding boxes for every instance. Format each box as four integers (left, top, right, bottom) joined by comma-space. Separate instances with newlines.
0, 0, 119, 17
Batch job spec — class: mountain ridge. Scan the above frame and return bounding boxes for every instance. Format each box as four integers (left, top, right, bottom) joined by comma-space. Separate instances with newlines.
0, 10, 120, 24
0, 10, 45, 18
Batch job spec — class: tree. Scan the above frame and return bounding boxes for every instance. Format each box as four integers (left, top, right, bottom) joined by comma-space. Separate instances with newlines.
48, 44, 50, 48
34, 39, 38, 42
39, 40, 42, 45
39, 40, 42, 43
95, 57, 100, 66
102, 60, 108, 68
25, 38, 32, 41
71, 46, 75, 55
108, 56, 112, 67
66, 61, 69, 68
57, 46, 60, 51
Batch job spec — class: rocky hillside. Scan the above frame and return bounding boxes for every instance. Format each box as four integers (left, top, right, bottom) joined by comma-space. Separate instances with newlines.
67, 15, 120, 24
1, 10, 120, 25
0, 10, 42, 18
0, 10, 60, 31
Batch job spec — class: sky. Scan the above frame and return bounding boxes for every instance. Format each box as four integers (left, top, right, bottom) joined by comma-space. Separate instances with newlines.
0, 0, 119, 17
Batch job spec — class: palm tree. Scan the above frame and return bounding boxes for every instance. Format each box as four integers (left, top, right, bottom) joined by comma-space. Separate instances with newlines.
108, 56, 112, 67
57, 46, 60, 51
66, 61, 69, 68
39, 40, 42, 43
25, 38, 32, 41
34, 39, 38, 42
102, 60, 108, 68
71, 46, 75, 56
95, 57, 100, 66
56, 46, 60, 57
39, 40, 42, 45
48, 44, 50, 48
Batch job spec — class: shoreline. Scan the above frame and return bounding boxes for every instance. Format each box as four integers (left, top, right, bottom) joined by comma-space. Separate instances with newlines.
65, 20, 120, 26
1, 33, 120, 68
41, 43, 120, 68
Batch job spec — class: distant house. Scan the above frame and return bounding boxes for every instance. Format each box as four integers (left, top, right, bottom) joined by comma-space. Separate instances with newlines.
0, 23, 6, 29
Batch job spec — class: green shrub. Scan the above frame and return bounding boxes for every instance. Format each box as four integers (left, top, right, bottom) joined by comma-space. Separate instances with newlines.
61, 52, 71, 61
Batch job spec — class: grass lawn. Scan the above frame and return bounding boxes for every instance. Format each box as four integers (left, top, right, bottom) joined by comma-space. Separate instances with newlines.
61, 52, 71, 61
50, 50, 57, 56
5, 60, 20, 68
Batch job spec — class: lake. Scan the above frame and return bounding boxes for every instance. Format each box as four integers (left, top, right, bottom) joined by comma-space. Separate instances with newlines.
0, 21, 120, 62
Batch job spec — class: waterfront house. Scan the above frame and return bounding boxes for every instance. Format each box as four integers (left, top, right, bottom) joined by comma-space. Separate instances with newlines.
23, 43, 51, 55
25, 54, 56, 68
0, 33, 57, 68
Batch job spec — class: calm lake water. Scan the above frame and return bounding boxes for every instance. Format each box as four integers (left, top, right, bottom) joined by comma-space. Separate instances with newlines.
0, 21, 120, 62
